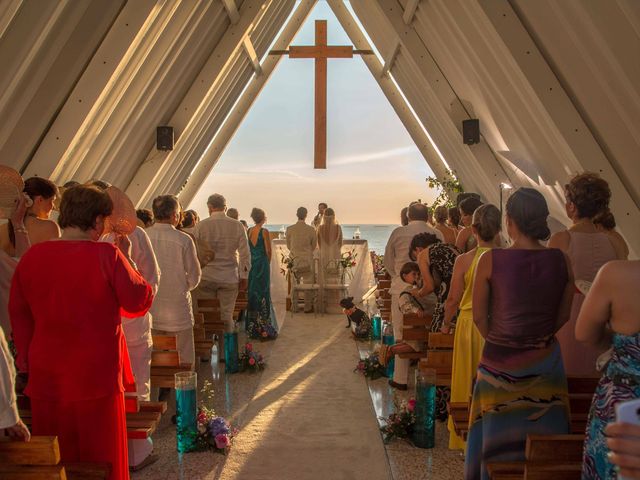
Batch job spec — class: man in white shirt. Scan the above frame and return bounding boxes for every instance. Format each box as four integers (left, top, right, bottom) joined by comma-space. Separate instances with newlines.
286, 207, 317, 312
312, 202, 327, 229
147, 196, 201, 368
102, 224, 160, 468
193, 194, 250, 332
383, 202, 444, 389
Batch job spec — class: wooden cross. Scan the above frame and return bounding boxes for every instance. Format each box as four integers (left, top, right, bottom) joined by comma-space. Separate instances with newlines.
272, 20, 364, 169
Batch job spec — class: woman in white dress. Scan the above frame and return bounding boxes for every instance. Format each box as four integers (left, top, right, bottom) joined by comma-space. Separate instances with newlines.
317, 208, 343, 284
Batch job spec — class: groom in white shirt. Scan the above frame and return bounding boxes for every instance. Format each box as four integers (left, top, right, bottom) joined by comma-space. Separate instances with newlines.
194, 194, 251, 333
384, 202, 444, 389
286, 207, 317, 312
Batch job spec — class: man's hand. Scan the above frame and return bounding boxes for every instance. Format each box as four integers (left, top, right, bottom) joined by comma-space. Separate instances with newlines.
10, 193, 28, 228
114, 234, 132, 258
441, 323, 452, 334
239, 279, 248, 292
5, 419, 30, 441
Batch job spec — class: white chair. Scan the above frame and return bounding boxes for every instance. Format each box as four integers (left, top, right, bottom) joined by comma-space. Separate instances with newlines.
320, 260, 350, 313
290, 258, 321, 315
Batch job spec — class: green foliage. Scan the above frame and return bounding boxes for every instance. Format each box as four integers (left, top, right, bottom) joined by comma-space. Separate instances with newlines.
425, 170, 464, 208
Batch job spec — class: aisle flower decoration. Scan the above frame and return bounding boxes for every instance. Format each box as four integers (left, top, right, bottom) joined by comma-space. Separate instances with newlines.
379, 395, 416, 443
338, 250, 358, 280
239, 343, 265, 372
370, 252, 386, 276
196, 381, 238, 453
280, 252, 299, 280
354, 352, 385, 380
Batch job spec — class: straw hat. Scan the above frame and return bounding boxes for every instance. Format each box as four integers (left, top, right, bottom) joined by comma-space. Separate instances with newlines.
0, 165, 24, 219
104, 186, 137, 235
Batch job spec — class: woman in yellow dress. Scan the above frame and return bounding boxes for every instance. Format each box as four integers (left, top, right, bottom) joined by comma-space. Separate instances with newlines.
442, 204, 502, 450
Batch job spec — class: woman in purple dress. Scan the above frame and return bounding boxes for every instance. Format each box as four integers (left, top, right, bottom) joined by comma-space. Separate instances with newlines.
464, 188, 575, 480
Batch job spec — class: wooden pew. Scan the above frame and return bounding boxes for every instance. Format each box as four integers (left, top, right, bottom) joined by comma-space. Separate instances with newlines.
0, 436, 111, 480
193, 312, 213, 362
150, 335, 192, 388
197, 298, 225, 362
394, 313, 435, 361
417, 332, 454, 386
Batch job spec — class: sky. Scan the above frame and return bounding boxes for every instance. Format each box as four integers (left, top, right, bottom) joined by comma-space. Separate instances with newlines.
187, 2, 438, 225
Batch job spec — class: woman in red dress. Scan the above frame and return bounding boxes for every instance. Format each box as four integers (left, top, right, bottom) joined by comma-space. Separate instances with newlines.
9, 185, 153, 480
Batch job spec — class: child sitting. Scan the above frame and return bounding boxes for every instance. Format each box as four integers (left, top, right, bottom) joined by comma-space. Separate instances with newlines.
339, 297, 371, 339
379, 262, 435, 366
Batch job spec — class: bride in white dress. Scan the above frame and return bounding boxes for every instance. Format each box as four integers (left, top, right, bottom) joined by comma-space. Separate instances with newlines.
317, 208, 343, 284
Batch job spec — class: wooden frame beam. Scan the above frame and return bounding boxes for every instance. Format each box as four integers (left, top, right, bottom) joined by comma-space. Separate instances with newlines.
222, 0, 240, 25
402, 0, 420, 25
381, 38, 400, 77
242, 37, 262, 75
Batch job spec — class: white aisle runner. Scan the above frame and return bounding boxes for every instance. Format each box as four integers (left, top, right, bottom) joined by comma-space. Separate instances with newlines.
219, 312, 391, 480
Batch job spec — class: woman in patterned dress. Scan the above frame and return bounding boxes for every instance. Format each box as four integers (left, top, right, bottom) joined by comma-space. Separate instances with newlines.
577, 259, 640, 479
409, 232, 459, 420
464, 188, 575, 480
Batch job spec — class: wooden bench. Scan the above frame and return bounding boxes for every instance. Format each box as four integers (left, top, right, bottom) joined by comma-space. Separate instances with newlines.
488, 434, 584, 480
416, 332, 454, 386
193, 312, 214, 361
0, 436, 111, 480
150, 335, 192, 388
395, 313, 434, 360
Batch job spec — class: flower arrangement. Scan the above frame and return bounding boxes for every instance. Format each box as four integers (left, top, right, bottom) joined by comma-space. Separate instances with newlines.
379, 396, 416, 443
354, 352, 385, 380
196, 381, 238, 453
370, 252, 386, 276
337, 250, 357, 280
239, 343, 265, 372
280, 252, 299, 280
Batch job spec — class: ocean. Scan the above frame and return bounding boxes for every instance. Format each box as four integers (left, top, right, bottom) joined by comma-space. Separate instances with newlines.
265, 224, 396, 254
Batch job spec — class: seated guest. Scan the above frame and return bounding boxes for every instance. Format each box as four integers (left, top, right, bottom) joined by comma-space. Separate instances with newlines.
0, 177, 60, 256
448, 207, 461, 236
577, 260, 640, 479
193, 194, 249, 333
9, 185, 153, 480
455, 196, 483, 253
136, 208, 154, 229
549, 172, 626, 375
147, 195, 201, 371
594, 209, 629, 259
434, 205, 457, 244
443, 204, 501, 451
379, 262, 435, 380
464, 188, 574, 480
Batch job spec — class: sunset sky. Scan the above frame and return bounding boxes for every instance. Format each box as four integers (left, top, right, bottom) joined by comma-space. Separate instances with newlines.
187, 2, 438, 225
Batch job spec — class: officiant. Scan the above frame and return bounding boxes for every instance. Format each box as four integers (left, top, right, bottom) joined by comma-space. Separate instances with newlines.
286, 207, 317, 313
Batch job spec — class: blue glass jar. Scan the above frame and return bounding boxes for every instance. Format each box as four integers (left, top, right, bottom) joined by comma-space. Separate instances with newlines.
412, 369, 436, 448
382, 322, 395, 378
175, 371, 198, 453
224, 331, 239, 374
371, 314, 382, 340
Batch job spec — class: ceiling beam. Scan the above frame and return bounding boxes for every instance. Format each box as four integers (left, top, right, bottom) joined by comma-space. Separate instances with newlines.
242, 36, 262, 75
381, 38, 400, 77
402, 0, 420, 25
222, 0, 240, 25
126, 0, 273, 206
177, 0, 317, 206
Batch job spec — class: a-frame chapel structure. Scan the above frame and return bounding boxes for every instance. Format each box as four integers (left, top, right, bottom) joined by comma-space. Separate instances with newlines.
0, 0, 638, 256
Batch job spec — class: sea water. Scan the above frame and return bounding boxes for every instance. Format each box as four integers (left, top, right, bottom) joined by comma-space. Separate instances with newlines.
176, 387, 197, 453
412, 382, 436, 448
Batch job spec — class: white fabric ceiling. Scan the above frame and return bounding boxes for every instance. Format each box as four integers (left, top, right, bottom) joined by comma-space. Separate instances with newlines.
1, 0, 638, 256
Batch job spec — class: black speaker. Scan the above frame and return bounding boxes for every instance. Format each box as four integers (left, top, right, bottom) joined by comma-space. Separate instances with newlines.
462, 119, 480, 145
156, 126, 174, 151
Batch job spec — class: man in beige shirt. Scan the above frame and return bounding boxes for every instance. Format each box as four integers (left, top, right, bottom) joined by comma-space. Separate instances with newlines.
286, 207, 317, 312
194, 194, 250, 332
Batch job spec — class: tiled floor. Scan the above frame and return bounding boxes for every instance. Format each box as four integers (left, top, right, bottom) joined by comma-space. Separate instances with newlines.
132, 307, 464, 479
